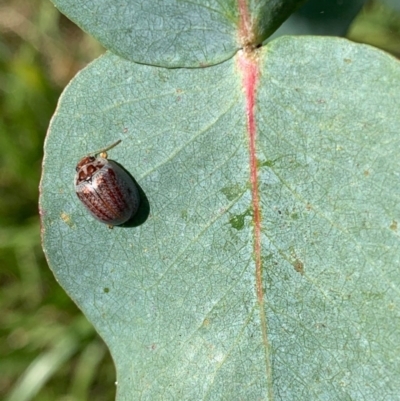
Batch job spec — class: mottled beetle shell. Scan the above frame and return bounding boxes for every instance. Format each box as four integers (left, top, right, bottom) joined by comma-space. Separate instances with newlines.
75, 155, 139, 225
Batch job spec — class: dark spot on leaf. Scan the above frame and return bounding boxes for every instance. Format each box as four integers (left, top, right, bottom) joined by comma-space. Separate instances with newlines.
290, 248, 304, 275
103, 287, 110, 293
344, 58, 352, 63
181, 210, 188, 220
364, 170, 370, 176
230, 214, 245, 230
221, 184, 242, 201
292, 259, 304, 275
229, 209, 251, 230
390, 220, 397, 231
259, 159, 274, 167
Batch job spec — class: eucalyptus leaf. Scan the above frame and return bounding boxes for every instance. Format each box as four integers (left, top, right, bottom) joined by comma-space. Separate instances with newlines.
40, 37, 400, 399
50, 0, 304, 67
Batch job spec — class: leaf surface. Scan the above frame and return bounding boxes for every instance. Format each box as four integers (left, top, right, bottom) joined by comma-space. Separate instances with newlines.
40, 37, 400, 400
50, 0, 303, 66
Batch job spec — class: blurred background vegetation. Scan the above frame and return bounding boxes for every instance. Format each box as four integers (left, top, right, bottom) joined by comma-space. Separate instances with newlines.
0, 0, 115, 400
0, 0, 399, 400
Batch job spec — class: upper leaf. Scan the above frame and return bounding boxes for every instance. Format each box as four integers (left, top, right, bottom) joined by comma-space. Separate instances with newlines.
51, 0, 304, 67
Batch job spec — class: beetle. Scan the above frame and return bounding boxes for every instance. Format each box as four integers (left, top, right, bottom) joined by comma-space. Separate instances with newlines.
74, 140, 139, 226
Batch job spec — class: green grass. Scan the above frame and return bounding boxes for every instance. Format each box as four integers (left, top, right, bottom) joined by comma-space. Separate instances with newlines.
0, 1, 114, 400
0, 0, 399, 400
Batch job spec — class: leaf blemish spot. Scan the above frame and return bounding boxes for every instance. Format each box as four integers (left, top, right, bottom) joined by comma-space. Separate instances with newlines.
292, 259, 304, 275
221, 184, 243, 201
60, 212, 73, 227
229, 209, 252, 231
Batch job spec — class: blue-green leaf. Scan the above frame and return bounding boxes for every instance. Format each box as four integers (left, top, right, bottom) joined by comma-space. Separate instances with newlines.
50, 0, 304, 67
40, 37, 400, 400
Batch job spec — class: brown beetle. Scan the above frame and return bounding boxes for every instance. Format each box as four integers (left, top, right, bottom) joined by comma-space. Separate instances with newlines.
75, 140, 139, 225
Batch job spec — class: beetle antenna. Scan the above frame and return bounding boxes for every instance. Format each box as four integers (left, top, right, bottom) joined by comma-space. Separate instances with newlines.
86, 139, 122, 157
